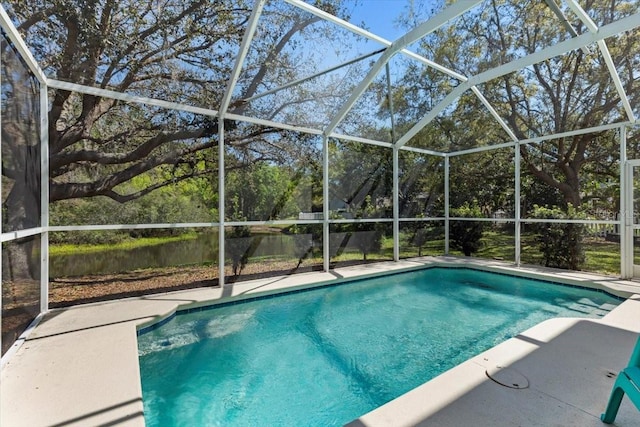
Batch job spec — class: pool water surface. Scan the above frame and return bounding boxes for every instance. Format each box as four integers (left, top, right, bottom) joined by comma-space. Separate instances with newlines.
137, 267, 620, 426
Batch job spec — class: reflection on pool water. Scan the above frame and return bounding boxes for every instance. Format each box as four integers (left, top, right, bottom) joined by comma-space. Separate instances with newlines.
137, 267, 621, 427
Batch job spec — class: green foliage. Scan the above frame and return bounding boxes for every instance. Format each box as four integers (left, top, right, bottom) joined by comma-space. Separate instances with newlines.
530, 205, 586, 270
49, 233, 198, 256
401, 220, 445, 257
448, 150, 515, 216
225, 163, 303, 221
9, 0, 639, 278
520, 173, 566, 214
449, 202, 485, 256
413, 228, 428, 257
328, 221, 387, 262
6, 0, 354, 221
49, 170, 214, 244
49, 229, 124, 246
393, 1, 637, 217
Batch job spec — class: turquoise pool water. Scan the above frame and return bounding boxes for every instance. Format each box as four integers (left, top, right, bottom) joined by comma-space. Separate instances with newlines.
137, 267, 621, 427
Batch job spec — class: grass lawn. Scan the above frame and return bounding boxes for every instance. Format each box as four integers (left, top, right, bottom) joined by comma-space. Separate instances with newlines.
50, 232, 200, 256
396, 230, 620, 276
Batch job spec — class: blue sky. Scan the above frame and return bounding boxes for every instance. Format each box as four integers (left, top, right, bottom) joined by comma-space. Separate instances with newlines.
346, 0, 409, 41
346, 0, 442, 41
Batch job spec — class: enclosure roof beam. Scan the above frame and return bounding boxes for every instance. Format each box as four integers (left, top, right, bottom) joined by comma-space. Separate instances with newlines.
517, 121, 631, 147
565, 0, 636, 122
327, 133, 393, 149
286, 0, 515, 145
48, 79, 220, 118
470, 86, 518, 142
224, 112, 323, 135
399, 145, 447, 158
241, 47, 386, 103
448, 121, 630, 157
227, 112, 397, 149
395, 11, 640, 148
447, 140, 517, 157
0, 5, 48, 85
219, 0, 266, 117
563, 0, 598, 34
395, 84, 467, 148
545, 0, 579, 36
544, 0, 591, 55
285, 0, 468, 81
48, 76, 415, 149
322, 0, 482, 137
595, 40, 635, 122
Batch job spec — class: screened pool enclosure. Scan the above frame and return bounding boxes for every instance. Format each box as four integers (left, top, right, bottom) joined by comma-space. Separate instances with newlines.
1, 0, 640, 356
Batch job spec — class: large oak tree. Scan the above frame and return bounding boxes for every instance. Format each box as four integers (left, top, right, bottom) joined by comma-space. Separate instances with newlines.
2, 0, 353, 215
393, 0, 639, 212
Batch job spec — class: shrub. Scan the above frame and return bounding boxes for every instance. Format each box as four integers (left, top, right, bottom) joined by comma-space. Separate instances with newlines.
530, 205, 585, 270
450, 202, 485, 256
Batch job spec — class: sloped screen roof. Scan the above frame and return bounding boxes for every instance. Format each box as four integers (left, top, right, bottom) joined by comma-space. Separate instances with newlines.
2, 0, 638, 154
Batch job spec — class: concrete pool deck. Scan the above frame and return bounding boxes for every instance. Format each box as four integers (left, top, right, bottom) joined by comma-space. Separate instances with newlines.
2, 257, 640, 426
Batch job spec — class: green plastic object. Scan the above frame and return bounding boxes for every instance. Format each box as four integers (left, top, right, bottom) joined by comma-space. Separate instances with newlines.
601, 335, 640, 424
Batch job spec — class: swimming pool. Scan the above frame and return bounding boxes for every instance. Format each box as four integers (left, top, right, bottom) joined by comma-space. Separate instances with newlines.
137, 267, 621, 426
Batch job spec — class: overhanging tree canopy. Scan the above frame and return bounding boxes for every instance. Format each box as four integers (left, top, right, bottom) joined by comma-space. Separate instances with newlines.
1, 0, 638, 214
0, 0, 638, 238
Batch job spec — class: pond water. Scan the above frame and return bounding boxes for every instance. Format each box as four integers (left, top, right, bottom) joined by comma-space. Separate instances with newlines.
49, 229, 385, 278
49, 233, 304, 277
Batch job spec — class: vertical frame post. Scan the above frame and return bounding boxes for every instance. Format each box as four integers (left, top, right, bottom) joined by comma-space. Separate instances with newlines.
40, 84, 49, 311
620, 125, 631, 278
323, 136, 330, 272
388, 63, 399, 262
218, 119, 226, 287
216, 0, 264, 287
444, 156, 450, 254
393, 145, 399, 261
515, 143, 521, 267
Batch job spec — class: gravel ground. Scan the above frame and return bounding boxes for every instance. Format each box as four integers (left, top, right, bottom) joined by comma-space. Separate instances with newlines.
48, 260, 325, 308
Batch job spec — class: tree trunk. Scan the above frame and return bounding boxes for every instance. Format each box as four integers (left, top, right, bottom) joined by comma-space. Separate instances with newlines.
3, 153, 41, 282
3, 238, 36, 281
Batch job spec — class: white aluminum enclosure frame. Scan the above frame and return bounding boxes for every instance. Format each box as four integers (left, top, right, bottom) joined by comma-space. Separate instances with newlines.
0, 4, 50, 363
396, 12, 640, 148
323, 0, 483, 136
0, 0, 640, 366
566, 0, 636, 123
623, 156, 640, 278
287, 0, 517, 143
